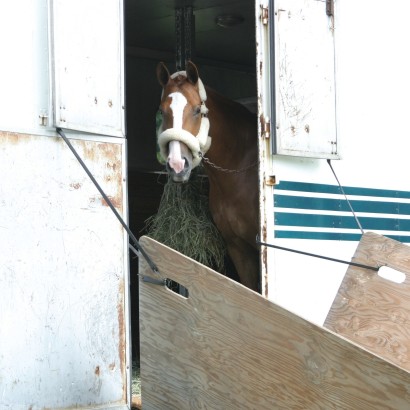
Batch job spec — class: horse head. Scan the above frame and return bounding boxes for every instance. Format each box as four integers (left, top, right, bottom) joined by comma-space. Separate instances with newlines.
156, 61, 211, 183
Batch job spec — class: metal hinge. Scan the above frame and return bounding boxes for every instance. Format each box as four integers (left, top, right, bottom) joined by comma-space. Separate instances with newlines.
326, 0, 334, 17
38, 110, 48, 127
261, 6, 269, 25
261, 116, 271, 139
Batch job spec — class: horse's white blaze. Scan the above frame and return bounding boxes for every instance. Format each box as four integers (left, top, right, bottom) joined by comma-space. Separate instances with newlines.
167, 92, 187, 173
168, 140, 185, 173
169, 92, 187, 130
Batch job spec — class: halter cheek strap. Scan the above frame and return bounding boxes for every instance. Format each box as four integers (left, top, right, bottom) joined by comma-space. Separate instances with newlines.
157, 72, 211, 168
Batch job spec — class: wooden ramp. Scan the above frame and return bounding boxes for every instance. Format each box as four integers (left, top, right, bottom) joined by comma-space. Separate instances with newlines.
325, 232, 410, 372
139, 235, 410, 410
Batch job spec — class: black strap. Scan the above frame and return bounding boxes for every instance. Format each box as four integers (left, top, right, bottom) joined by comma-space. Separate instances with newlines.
256, 237, 378, 272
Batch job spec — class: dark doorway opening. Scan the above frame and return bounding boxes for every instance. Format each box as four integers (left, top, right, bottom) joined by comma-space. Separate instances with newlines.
124, 0, 257, 363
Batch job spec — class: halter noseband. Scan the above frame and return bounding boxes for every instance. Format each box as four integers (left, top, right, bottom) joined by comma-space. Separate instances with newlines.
157, 71, 211, 168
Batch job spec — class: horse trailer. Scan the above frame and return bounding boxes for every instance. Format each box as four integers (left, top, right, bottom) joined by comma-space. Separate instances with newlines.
1, 0, 410, 409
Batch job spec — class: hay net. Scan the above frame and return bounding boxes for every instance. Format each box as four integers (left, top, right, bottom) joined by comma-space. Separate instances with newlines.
144, 170, 226, 272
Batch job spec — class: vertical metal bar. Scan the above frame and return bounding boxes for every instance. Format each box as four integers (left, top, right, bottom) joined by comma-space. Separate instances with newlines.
175, 6, 195, 71
184, 6, 195, 65
175, 7, 183, 71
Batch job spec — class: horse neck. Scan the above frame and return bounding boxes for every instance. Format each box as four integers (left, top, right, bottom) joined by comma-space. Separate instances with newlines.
204, 87, 257, 170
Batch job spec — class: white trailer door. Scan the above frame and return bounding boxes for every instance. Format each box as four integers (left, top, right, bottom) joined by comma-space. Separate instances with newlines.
269, 0, 337, 159
0, 1, 129, 408
51, 0, 125, 137
256, 0, 338, 297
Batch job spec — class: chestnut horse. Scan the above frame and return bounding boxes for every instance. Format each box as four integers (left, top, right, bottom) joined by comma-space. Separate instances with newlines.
156, 61, 259, 292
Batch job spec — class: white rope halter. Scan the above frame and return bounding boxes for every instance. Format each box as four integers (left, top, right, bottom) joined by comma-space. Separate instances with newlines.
157, 71, 211, 168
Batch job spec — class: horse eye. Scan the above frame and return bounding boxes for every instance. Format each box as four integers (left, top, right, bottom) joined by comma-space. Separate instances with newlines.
194, 106, 201, 116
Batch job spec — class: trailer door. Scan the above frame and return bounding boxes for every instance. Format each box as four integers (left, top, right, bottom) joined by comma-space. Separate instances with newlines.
267, 0, 337, 159
256, 0, 337, 296
0, 1, 129, 409
51, 0, 125, 137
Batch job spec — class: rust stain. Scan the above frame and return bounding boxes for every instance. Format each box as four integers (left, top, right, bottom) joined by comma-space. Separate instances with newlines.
70, 182, 82, 190
101, 195, 122, 210
106, 161, 117, 171
109, 362, 116, 371
0, 130, 37, 146
0, 131, 20, 145
77, 141, 124, 213
95, 365, 100, 376
78, 140, 121, 163
117, 278, 126, 400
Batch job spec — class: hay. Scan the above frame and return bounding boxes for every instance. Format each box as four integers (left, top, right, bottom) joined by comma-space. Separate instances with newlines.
145, 171, 226, 272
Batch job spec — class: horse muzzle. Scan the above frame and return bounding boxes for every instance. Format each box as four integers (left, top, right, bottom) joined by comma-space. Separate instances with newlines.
166, 140, 193, 183
166, 157, 192, 183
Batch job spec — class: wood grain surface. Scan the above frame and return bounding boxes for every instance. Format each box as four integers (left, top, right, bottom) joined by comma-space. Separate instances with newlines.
139, 236, 410, 410
325, 232, 410, 372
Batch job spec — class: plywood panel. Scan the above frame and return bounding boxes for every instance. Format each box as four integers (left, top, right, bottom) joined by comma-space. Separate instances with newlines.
325, 232, 410, 372
139, 236, 410, 410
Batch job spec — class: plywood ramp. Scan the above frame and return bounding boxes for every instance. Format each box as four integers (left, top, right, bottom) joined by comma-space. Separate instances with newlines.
325, 232, 410, 372
139, 236, 410, 410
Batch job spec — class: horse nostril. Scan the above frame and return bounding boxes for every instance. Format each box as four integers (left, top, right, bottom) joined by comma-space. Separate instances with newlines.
183, 157, 190, 170
166, 157, 190, 175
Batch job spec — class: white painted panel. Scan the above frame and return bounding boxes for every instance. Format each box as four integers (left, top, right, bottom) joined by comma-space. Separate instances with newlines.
273, 0, 337, 158
51, 0, 125, 137
0, 0, 53, 136
0, 132, 129, 409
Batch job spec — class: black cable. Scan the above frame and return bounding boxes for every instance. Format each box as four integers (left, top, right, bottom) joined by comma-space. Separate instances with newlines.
256, 238, 378, 272
327, 159, 364, 234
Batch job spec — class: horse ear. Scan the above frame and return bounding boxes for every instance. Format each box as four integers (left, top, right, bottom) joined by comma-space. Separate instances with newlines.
186, 61, 199, 85
157, 62, 170, 87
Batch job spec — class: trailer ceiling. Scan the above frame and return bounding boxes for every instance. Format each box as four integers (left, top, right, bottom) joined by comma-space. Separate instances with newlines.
125, 0, 255, 70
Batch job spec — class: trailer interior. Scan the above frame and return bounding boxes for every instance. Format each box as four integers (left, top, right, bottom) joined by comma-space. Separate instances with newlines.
124, 0, 258, 359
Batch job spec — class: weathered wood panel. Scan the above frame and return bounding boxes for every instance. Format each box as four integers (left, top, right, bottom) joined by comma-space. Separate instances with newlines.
139, 236, 410, 410
325, 232, 410, 372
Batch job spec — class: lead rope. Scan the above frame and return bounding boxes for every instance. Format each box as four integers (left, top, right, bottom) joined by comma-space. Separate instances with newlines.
57, 128, 165, 285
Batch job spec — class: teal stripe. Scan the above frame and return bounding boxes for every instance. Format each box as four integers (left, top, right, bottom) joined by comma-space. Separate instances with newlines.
275, 231, 361, 240
275, 212, 406, 230
275, 195, 410, 215
273, 181, 410, 241
275, 231, 410, 242
276, 181, 410, 199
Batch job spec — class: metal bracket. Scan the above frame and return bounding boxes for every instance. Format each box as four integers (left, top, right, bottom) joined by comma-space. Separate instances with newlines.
261, 6, 269, 25
326, 0, 334, 17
